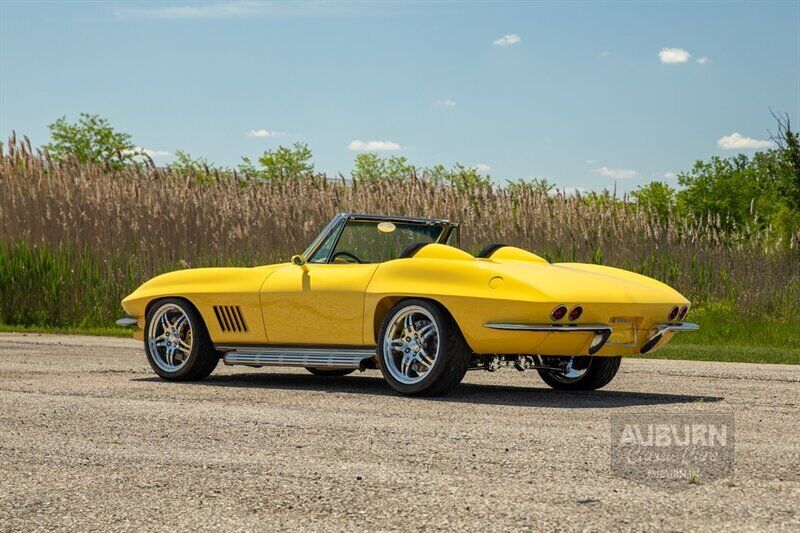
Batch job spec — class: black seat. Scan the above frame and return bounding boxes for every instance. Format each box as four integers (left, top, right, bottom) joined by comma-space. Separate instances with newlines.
476, 243, 509, 258
399, 242, 431, 259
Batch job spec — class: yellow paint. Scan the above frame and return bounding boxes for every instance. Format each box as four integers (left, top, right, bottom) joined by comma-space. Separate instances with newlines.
121, 265, 283, 344
121, 242, 691, 357
260, 263, 379, 345
487, 246, 548, 264
413, 243, 474, 261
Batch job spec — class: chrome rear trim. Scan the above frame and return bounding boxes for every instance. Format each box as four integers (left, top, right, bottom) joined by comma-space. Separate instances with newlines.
483, 322, 613, 355
660, 322, 700, 333
640, 322, 700, 354
221, 346, 376, 369
483, 323, 612, 333
116, 317, 139, 327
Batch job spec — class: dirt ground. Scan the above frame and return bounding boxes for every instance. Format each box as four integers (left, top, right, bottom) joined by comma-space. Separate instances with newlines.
0, 332, 798, 531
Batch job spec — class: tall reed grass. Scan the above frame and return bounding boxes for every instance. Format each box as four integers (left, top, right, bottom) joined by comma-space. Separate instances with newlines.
1, 137, 798, 329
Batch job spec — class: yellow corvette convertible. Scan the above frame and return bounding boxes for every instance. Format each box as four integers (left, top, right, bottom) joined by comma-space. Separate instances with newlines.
118, 213, 698, 395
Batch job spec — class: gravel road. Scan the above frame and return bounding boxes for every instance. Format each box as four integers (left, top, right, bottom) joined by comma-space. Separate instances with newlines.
1, 333, 798, 532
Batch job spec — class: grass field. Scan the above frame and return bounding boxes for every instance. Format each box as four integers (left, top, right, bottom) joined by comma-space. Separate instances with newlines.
0, 324, 131, 338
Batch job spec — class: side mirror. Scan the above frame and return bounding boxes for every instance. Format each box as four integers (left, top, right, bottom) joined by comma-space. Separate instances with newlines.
291, 254, 308, 271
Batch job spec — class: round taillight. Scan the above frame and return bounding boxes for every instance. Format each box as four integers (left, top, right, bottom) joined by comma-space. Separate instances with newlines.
668, 306, 679, 321
569, 305, 583, 321
678, 306, 688, 320
551, 305, 568, 321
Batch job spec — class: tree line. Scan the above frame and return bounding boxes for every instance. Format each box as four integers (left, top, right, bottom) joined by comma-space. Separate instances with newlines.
37, 112, 800, 242
632, 113, 799, 240
42, 113, 492, 189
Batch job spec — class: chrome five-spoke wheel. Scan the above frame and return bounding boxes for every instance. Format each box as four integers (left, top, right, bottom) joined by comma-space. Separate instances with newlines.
378, 299, 470, 396
145, 298, 218, 381
383, 305, 440, 385
148, 303, 193, 372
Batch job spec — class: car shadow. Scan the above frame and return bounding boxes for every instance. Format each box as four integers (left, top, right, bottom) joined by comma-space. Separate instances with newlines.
132, 371, 724, 408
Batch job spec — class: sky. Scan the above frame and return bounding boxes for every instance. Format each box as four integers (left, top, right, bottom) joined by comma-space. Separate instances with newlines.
1, 0, 799, 192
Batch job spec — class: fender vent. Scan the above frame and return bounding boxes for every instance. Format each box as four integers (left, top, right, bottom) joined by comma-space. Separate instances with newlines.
213, 305, 248, 333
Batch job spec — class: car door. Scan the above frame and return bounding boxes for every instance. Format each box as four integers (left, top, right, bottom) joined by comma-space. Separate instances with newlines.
259, 216, 446, 346
259, 263, 379, 345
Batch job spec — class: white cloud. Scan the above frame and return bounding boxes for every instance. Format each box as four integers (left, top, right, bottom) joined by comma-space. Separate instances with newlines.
663, 172, 677, 180
348, 140, 402, 152
717, 133, 774, 150
125, 147, 171, 158
561, 186, 587, 196
436, 98, 457, 107
116, 1, 273, 19
142, 148, 171, 158
658, 47, 691, 64
248, 129, 286, 138
115, 1, 346, 19
600, 51, 611, 58
696, 56, 709, 65
593, 166, 637, 180
585, 159, 597, 164
492, 34, 521, 47
472, 163, 491, 175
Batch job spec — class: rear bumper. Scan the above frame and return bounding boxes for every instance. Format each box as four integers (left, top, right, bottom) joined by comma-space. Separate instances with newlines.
484, 323, 612, 355
482, 321, 699, 356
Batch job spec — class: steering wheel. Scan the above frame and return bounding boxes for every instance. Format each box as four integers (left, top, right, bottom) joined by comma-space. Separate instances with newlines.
331, 251, 364, 264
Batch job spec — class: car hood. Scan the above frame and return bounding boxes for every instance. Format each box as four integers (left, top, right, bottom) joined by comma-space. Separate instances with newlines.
121, 264, 286, 316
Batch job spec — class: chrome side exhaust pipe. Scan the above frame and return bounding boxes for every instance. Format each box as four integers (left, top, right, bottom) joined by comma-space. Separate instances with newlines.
640, 323, 700, 354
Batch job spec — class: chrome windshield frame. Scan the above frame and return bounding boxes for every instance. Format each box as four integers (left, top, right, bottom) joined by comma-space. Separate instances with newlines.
302, 214, 347, 259
301, 213, 459, 264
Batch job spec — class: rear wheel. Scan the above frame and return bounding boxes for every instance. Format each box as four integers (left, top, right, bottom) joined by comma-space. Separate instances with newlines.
305, 367, 356, 377
144, 298, 219, 381
537, 356, 621, 390
378, 299, 470, 396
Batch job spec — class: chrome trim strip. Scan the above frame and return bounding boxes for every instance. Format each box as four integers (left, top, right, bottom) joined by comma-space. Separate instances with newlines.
321, 216, 348, 264
640, 322, 700, 354
344, 213, 458, 226
483, 322, 613, 355
483, 323, 612, 333
116, 317, 139, 327
302, 214, 347, 259
222, 346, 376, 369
659, 322, 700, 333
216, 343, 375, 351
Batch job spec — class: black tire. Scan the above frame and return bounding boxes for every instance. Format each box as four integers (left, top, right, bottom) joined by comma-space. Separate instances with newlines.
378, 299, 470, 396
305, 367, 356, 377
537, 356, 621, 391
144, 298, 219, 381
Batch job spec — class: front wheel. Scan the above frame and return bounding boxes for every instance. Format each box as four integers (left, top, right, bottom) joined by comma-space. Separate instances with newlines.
378, 299, 470, 396
537, 356, 621, 390
144, 298, 219, 381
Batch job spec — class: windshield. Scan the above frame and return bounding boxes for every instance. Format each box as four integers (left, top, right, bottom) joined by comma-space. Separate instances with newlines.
308, 219, 447, 264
